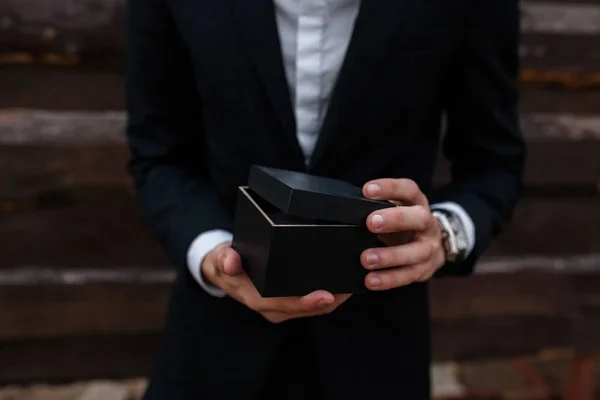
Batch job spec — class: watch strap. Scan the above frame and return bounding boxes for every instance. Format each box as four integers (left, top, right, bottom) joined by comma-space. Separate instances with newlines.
432, 209, 469, 263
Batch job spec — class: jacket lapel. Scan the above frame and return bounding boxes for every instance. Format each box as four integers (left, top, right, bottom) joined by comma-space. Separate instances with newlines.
308, 0, 411, 171
230, 0, 305, 168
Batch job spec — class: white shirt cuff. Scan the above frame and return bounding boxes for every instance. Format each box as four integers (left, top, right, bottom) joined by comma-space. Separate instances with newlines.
186, 229, 233, 298
430, 201, 476, 257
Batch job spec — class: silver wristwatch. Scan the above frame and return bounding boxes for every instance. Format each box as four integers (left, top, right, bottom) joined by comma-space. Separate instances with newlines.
431, 210, 469, 263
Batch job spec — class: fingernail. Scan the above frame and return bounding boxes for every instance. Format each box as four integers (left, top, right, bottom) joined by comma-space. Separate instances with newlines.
366, 184, 381, 197
369, 276, 381, 287
318, 299, 332, 308
371, 214, 384, 229
365, 252, 379, 266
221, 255, 229, 274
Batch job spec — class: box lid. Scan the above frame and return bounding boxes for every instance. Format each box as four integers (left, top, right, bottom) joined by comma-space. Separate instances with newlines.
248, 165, 394, 225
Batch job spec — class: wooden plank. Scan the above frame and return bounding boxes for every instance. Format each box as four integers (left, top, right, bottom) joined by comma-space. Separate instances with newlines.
564, 357, 598, 400
3, 109, 598, 144
0, 203, 168, 269
0, 138, 592, 201
568, 274, 600, 355
0, 381, 88, 399
0, 380, 147, 400
0, 0, 125, 65
435, 140, 600, 192
76, 382, 128, 400
6, 361, 595, 400
525, 0, 600, 4
0, 334, 159, 385
0, 110, 599, 203
520, 34, 600, 79
0, 317, 587, 383
2, 68, 600, 114
0, 145, 131, 202
3, 140, 598, 202
3, 1, 598, 38
0, 67, 124, 110
519, 2, 600, 86
1, 0, 600, 87
520, 88, 600, 114
431, 316, 572, 362
487, 198, 600, 256
521, 3, 600, 35
0, 109, 124, 144
1, 259, 599, 340
0, 198, 597, 273
477, 254, 600, 273
521, 113, 600, 140
431, 364, 467, 399
0, 281, 169, 340
429, 272, 569, 321
1, 255, 597, 286
0, 262, 599, 383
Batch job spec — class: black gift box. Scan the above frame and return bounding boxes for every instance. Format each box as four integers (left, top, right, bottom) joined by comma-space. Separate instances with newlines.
231, 166, 393, 297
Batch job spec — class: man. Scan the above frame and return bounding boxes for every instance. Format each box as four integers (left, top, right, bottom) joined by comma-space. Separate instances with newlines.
125, 0, 524, 398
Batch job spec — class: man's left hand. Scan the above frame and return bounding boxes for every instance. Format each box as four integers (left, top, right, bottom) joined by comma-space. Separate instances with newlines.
361, 178, 446, 291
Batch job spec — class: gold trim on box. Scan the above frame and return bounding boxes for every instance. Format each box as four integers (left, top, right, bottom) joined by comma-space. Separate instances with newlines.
239, 186, 357, 228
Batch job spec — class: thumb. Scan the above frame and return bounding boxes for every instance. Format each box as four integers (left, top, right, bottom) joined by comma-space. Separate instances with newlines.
219, 247, 243, 277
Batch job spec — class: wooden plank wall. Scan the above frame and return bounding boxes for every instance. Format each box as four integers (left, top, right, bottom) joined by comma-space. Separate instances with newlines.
0, 0, 599, 388
1, 0, 600, 84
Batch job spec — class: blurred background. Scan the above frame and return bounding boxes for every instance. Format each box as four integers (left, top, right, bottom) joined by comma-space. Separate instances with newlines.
0, 0, 599, 399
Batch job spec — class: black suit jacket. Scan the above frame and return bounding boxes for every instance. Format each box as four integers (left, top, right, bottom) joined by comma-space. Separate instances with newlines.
125, 0, 525, 398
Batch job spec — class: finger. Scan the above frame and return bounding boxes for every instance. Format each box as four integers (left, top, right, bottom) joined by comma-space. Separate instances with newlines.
366, 205, 432, 234
365, 264, 430, 291
333, 293, 352, 302
262, 290, 335, 314
261, 311, 288, 324
377, 231, 415, 247
219, 248, 243, 276
362, 240, 435, 270
283, 293, 352, 319
262, 293, 353, 323
307, 293, 351, 313
363, 179, 427, 207
226, 272, 267, 309
289, 290, 335, 312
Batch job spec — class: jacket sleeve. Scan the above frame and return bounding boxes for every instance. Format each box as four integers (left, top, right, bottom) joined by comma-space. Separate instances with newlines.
124, 0, 233, 270
432, 0, 526, 276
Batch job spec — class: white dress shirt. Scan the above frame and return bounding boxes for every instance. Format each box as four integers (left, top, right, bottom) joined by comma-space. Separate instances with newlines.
187, 0, 476, 297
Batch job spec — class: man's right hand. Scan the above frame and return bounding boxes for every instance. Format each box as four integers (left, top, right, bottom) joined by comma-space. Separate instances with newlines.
202, 243, 351, 324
